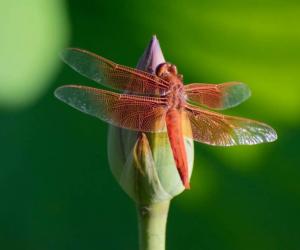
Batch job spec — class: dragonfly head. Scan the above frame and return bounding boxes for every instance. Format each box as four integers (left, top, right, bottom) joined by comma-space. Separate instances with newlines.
156, 63, 183, 82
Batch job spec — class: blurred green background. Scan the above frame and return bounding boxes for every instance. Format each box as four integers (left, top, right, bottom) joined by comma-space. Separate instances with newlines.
0, 0, 299, 249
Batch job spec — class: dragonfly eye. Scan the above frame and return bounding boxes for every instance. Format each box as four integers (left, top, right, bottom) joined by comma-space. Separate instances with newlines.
156, 63, 169, 77
170, 65, 178, 74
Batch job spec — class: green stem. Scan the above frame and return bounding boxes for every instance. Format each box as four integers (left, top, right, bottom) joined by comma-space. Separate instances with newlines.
137, 200, 170, 250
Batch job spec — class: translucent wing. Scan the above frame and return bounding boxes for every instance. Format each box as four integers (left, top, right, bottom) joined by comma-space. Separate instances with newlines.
184, 82, 251, 110
61, 48, 170, 95
184, 103, 277, 146
55, 85, 168, 132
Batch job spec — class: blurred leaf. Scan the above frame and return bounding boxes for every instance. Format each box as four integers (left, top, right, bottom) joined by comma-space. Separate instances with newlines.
0, 0, 69, 109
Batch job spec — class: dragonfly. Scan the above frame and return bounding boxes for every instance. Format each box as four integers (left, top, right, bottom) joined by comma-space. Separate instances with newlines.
55, 48, 277, 189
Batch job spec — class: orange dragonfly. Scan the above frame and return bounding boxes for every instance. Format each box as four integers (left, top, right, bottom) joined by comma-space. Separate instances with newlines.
55, 48, 277, 189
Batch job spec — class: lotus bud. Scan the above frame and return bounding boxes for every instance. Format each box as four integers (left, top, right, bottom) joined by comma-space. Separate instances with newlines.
107, 36, 194, 205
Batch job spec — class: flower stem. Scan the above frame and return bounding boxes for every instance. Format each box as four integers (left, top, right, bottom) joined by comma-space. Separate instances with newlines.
137, 200, 170, 250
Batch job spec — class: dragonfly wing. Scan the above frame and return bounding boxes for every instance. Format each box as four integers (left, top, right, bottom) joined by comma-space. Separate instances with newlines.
184, 82, 251, 110
61, 48, 169, 95
55, 85, 168, 132
184, 103, 277, 146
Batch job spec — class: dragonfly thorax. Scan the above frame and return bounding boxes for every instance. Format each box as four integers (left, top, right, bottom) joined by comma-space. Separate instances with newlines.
156, 63, 186, 109
167, 85, 186, 109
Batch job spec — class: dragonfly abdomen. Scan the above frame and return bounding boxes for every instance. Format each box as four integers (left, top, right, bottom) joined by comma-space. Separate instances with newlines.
166, 108, 190, 189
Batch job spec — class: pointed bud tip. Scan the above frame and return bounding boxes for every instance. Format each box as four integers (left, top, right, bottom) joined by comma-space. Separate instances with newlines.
136, 133, 151, 156
151, 34, 158, 42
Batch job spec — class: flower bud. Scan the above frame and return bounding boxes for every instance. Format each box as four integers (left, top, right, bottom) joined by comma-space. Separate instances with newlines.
107, 36, 194, 205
